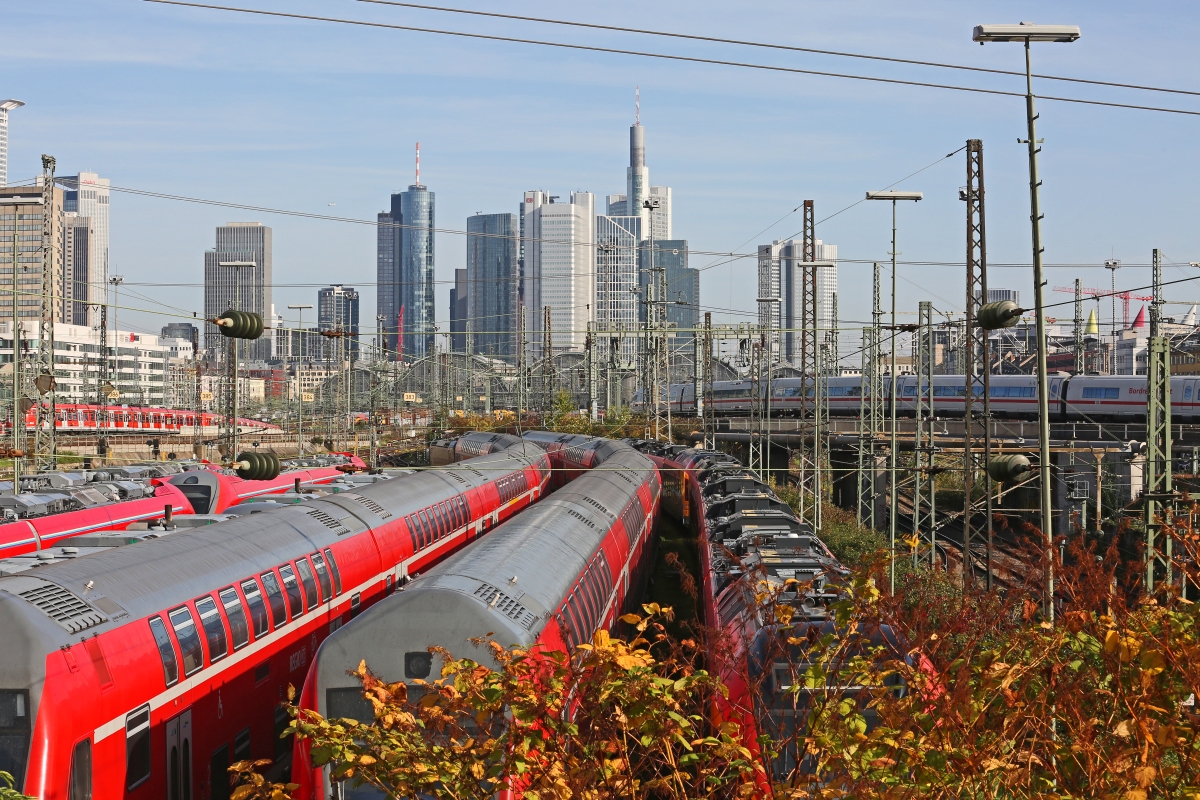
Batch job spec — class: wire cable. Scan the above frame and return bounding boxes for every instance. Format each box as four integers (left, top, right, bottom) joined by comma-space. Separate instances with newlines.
145, 1, 1200, 117
355, 0, 1200, 98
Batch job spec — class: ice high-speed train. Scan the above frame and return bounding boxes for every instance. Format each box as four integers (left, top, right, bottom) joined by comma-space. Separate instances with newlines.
639, 373, 1199, 421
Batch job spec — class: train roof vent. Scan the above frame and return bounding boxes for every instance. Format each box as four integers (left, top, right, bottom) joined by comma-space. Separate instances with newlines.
565, 508, 596, 529
444, 470, 469, 485
346, 494, 393, 519
578, 496, 611, 516
304, 508, 351, 536
473, 582, 537, 630
3, 577, 107, 633
612, 469, 638, 486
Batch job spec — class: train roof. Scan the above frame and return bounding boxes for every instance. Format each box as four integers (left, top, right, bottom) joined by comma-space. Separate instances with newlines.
314, 445, 655, 692
0, 448, 544, 652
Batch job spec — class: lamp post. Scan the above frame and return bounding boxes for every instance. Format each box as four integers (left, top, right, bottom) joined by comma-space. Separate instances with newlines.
289, 303, 313, 458
974, 21, 1080, 621
866, 190, 922, 594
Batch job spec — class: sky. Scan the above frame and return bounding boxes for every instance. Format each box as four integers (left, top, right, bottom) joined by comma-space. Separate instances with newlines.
3, 0, 1199, 361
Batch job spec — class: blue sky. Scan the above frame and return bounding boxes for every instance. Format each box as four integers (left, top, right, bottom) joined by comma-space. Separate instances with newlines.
3, 0, 1199, 355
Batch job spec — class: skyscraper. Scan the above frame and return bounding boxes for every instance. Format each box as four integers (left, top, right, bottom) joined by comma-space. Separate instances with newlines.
204, 222, 273, 359
605, 92, 672, 240
639, 240, 698, 347
466, 212, 518, 359
60, 172, 110, 324
522, 190, 595, 356
318, 284, 360, 358
594, 213, 641, 363
756, 238, 838, 367
388, 145, 436, 360
449, 269, 467, 352
0, 184, 64, 324
61, 213, 91, 325
0, 100, 23, 188
376, 210, 396, 356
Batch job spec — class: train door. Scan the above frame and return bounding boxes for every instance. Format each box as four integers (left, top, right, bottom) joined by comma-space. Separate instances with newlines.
1048, 377, 1065, 417
165, 709, 193, 800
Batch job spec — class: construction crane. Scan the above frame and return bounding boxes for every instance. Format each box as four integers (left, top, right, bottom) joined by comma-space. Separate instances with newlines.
1053, 285, 1152, 330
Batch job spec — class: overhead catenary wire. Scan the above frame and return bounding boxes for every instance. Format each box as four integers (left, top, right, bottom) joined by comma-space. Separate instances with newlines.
144, 1, 1200, 117
354, 0, 1200, 99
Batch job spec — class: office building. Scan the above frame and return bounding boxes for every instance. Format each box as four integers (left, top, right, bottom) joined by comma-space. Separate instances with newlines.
594, 214, 641, 363
985, 287, 1020, 306
162, 322, 199, 344
756, 238, 839, 367
638, 239, 698, 347
606, 185, 671, 242
318, 284, 360, 358
62, 213, 91, 325
0, 100, 22, 187
466, 212, 519, 359
0, 184, 65, 323
203, 222, 272, 359
378, 146, 435, 361
376, 211, 397, 356
60, 172, 110, 323
605, 100, 672, 241
449, 269, 468, 352
522, 190, 595, 356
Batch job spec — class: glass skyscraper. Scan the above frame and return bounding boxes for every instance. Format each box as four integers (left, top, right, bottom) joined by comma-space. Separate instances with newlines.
390, 185, 435, 360
638, 239, 698, 347
466, 212, 518, 359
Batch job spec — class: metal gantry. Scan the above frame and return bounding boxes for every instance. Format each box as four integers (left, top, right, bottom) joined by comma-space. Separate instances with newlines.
796, 200, 822, 525
1073, 278, 1085, 374
701, 312, 715, 449
962, 138, 995, 589
33, 155, 57, 468
913, 301, 937, 563
1145, 247, 1173, 592
857, 263, 885, 530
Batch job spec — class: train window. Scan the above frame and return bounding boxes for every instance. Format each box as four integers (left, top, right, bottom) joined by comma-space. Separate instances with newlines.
125, 705, 151, 789
417, 510, 431, 547
1188, 385, 1195, 401
194, 596, 228, 662
350, 592, 362, 619
218, 587, 250, 650
68, 738, 91, 800
405, 516, 419, 551
430, 505, 444, 540
459, 497, 469, 527
323, 548, 342, 594
311, 553, 333, 600
259, 571, 288, 629
168, 606, 204, 676
0, 690, 30, 790
279, 565, 304, 618
296, 559, 319, 609
148, 616, 179, 686
233, 727, 251, 762
274, 706, 292, 763
240, 579, 270, 637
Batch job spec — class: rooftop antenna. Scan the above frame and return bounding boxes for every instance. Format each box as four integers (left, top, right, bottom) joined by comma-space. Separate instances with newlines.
415, 141, 421, 187
635, 86, 640, 126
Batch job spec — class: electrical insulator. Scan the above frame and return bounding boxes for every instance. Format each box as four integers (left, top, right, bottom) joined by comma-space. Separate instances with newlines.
235, 451, 281, 481
216, 310, 264, 340
977, 300, 1023, 331
987, 453, 1032, 483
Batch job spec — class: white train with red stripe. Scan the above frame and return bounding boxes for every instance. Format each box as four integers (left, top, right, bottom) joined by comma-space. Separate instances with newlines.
644, 373, 1200, 421
0, 434, 550, 799
292, 434, 661, 800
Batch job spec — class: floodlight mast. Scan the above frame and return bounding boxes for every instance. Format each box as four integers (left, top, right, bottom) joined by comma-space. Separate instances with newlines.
974, 20, 1080, 623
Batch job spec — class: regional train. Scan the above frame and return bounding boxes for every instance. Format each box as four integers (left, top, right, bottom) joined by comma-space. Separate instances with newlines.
1, 403, 280, 435
293, 433, 661, 800
641, 373, 1200, 421
0, 457, 366, 559
0, 438, 550, 798
635, 441, 926, 786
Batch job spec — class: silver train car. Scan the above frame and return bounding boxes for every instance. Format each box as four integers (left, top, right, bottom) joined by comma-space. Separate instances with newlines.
637, 374, 1200, 421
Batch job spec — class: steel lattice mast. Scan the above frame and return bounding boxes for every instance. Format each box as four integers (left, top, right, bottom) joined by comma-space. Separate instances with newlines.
797, 200, 821, 524
34, 155, 57, 469
914, 301, 937, 563
1144, 247, 1173, 593
962, 138, 995, 589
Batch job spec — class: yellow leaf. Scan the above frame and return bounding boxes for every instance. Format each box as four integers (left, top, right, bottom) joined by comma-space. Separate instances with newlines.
1126, 791, 1148, 800
359, 754, 376, 765
1105, 629, 1120, 654
619, 613, 642, 625
1140, 649, 1166, 676
1113, 719, 1134, 739
231, 788, 255, 800
1135, 765, 1157, 789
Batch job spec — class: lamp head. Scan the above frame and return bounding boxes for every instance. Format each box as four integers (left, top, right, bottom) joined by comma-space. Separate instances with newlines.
973, 23, 1080, 43
866, 191, 923, 202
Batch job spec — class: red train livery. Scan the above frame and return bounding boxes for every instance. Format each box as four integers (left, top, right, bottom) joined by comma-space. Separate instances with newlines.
2, 403, 279, 434
294, 434, 661, 800
0, 438, 549, 798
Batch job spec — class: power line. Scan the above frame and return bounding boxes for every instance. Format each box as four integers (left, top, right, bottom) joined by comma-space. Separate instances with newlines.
145, 1, 1200, 117
356, 0, 1200, 98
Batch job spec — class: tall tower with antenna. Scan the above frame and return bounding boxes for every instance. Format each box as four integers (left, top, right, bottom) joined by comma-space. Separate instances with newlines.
627, 87, 650, 235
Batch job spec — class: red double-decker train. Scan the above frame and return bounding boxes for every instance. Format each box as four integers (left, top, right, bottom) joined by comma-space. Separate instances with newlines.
0, 436, 549, 798
293, 433, 661, 799
2, 403, 280, 434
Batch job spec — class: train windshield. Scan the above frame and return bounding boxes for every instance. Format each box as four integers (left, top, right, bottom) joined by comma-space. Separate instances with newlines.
0, 690, 31, 790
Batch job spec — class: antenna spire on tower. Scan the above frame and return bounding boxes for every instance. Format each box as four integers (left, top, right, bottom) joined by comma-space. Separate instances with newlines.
635, 86, 640, 126
415, 141, 421, 186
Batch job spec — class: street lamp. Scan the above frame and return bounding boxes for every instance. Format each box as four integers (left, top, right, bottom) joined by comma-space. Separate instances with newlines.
288, 303, 313, 458
974, 21, 1080, 621
866, 189, 922, 594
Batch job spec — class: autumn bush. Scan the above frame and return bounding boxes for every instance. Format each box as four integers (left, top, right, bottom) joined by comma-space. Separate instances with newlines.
239, 509, 1200, 799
